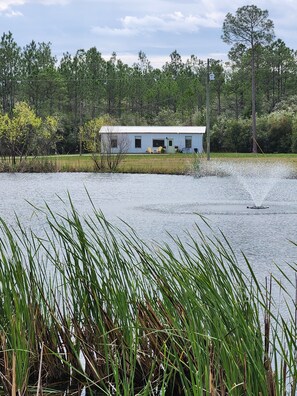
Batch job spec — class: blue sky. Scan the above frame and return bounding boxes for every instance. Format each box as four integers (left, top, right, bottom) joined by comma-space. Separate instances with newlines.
1, 0, 297, 67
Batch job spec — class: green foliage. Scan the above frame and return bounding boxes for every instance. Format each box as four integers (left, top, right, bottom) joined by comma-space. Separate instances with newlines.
0, 31, 21, 114
291, 114, 297, 152
211, 117, 251, 152
222, 5, 274, 47
1, 28, 297, 154
273, 94, 297, 113
152, 108, 182, 126
222, 5, 275, 153
266, 111, 293, 152
0, 199, 295, 393
79, 114, 114, 153
0, 102, 60, 163
36, 115, 61, 155
211, 111, 297, 154
21, 40, 60, 117
1, 101, 41, 163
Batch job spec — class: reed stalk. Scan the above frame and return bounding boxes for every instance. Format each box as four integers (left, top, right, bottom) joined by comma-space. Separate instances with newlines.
0, 197, 295, 395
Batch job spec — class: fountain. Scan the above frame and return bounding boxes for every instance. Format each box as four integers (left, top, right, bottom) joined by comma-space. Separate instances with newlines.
247, 204, 269, 209
201, 159, 293, 210
138, 159, 296, 217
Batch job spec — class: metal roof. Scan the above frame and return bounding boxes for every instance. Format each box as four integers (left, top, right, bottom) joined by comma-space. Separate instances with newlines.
100, 126, 206, 134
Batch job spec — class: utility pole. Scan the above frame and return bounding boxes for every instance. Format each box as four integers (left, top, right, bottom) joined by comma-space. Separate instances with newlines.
206, 58, 210, 160
206, 58, 215, 161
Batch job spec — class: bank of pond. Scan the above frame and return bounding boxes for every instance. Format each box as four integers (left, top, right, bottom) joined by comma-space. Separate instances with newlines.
2, 153, 297, 176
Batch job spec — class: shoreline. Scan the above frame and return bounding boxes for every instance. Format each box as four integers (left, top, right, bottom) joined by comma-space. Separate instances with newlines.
1, 153, 297, 177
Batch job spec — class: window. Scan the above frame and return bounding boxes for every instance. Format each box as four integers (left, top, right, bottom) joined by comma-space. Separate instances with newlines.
168, 140, 173, 147
153, 139, 165, 148
135, 136, 142, 148
185, 136, 192, 149
111, 137, 117, 148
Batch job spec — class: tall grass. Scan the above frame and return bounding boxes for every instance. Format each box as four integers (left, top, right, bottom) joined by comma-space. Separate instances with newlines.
0, 158, 57, 172
0, 198, 295, 395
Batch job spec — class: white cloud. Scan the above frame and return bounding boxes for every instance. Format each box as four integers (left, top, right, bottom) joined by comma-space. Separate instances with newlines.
0, 0, 69, 15
142, 10, 220, 31
0, 0, 69, 10
93, 10, 220, 38
122, 12, 205, 33
35, 0, 70, 4
92, 26, 137, 37
2, 0, 297, 65
5, 9, 22, 16
0, 0, 24, 11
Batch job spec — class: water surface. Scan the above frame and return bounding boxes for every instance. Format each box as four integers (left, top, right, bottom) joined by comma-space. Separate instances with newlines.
0, 172, 296, 284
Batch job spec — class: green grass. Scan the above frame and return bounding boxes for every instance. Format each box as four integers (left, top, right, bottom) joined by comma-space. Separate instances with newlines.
47, 152, 297, 175
0, 197, 295, 394
1, 152, 297, 174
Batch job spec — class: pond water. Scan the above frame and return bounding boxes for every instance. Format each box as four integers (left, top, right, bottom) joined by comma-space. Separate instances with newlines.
0, 172, 296, 286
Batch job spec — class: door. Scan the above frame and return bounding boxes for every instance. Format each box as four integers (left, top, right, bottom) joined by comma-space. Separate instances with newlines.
167, 138, 175, 153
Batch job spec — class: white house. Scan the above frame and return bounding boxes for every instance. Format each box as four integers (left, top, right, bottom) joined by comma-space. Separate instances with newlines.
99, 126, 206, 154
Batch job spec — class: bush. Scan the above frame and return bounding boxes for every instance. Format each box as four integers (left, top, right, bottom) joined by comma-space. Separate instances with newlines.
211, 117, 251, 152
0, 158, 56, 173
291, 114, 297, 153
266, 111, 292, 153
212, 112, 295, 153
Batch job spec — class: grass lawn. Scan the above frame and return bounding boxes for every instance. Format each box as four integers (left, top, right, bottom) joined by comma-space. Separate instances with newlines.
46, 153, 193, 173
44, 152, 297, 175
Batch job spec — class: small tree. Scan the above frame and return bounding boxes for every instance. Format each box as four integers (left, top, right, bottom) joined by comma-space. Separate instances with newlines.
222, 5, 274, 153
0, 102, 60, 163
79, 116, 108, 153
35, 115, 61, 155
99, 126, 129, 172
8, 102, 42, 164
0, 113, 11, 160
79, 117, 129, 172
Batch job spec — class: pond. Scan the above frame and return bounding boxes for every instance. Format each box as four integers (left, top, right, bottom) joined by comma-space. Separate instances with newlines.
0, 172, 296, 284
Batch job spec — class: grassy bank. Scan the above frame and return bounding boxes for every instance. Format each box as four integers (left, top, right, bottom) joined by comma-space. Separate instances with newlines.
2, 152, 297, 174
48, 153, 297, 175
0, 199, 295, 395
46, 153, 194, 174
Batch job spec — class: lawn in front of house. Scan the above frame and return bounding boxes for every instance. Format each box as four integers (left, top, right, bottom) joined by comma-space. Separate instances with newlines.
45, 153, 193, 173
45, 152, 297, 175
2, 152, 296, 174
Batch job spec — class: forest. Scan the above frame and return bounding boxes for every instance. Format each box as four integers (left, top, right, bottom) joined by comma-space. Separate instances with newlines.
1, 5, 297, 158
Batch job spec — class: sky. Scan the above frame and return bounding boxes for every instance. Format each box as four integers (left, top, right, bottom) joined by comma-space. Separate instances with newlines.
0, 0, 297, 68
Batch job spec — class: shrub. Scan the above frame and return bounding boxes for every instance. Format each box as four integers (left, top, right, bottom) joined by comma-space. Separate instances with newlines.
266, 111, 293, 153
0, 158, 56, 173
211, 116, 251, 152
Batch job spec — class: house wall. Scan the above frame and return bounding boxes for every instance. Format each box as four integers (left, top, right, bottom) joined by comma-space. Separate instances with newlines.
102, 133, 204, 154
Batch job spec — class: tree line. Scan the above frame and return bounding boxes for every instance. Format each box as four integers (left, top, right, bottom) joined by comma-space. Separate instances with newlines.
1, 5, 297, 157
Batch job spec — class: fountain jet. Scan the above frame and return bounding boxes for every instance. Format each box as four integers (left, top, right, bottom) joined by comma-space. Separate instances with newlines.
201, 160, 292, 209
